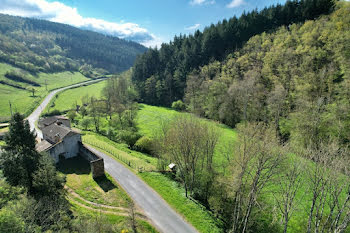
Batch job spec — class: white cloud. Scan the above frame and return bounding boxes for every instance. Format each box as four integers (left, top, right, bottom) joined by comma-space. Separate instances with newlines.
190, 0, 215, 6
0, 0, 162, 47
185, 23, 201, 30
227, 0, 245, 8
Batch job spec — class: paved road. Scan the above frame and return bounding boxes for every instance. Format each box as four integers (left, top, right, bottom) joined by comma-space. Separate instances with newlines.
86, 145, 198, 233
27, 79, 104, 138
26, 78, 198, 233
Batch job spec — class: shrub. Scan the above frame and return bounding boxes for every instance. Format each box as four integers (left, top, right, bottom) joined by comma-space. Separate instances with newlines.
115, 130, 141, 147
42, 109, 61, 117
134, 136, 154, 155
171, 100, 186, 111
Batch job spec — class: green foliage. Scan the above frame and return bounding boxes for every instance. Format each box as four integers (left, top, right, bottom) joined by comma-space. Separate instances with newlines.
0, 14, 146, 74
132, 0, 335, 106
32, 154, 65, 198
0, 208, 25, 233
134, 136, 154, 154
1, 113, 40, 191
115, 130, 141, 147
171, 100, 186, 111
67, 110, 77, 121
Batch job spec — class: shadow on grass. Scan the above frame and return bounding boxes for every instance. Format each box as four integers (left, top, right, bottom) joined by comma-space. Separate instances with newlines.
94, 175, 116, 192
57, 155, 117, 192
57, 155, 91, 175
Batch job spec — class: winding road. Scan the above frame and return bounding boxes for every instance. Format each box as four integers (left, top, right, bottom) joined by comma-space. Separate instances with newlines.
27, 79, 198, 233
27, 78, 104, 138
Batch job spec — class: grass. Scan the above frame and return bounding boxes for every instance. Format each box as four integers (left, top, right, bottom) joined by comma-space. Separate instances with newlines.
82, 132, 157, 171
0, 62, 91, 121
46, 80, 106, 113
140, 172, 223, 233
136, 104, 237, 171
70, 202, 158, 233
57, 156, 130, 208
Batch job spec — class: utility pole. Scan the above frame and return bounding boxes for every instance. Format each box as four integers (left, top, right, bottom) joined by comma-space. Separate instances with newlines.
9, 100, 13, 117
45, 79, 48, 91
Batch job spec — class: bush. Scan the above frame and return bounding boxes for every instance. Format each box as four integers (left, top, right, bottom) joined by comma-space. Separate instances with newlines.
134, 136, 154, 155
115, 130, 141, 147
42, 109, 61, 117
171, 100, 186, 111
0, 208, 25, 233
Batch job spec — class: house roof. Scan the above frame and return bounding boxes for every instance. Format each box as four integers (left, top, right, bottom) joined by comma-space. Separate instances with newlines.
36, 139, 53, 152
42, 123, 78, 142
38, 116, 69, 129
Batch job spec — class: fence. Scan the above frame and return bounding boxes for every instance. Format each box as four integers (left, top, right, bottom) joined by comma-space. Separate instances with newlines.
83, 139, 155, 172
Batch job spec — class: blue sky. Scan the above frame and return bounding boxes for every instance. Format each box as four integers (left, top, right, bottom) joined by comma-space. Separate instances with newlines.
0, 0, 287, 47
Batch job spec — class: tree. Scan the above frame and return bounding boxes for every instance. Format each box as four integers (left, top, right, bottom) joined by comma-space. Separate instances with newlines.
67, 110, 76, 122
229, 123, 285, 233
160, 115, 219, 199
80, 118, 91, 130
32, 154, 65, 198
304, 142, 350, 233
274, 157, 303, 233
0, 113, 40, 192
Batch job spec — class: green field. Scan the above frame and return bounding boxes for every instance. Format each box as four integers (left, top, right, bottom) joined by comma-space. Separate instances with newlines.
0, 62, 91, 121
47, 80, 106, 113
136, 104, 237, 170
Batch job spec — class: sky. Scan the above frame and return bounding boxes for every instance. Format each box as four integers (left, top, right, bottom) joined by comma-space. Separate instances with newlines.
0, 0, 287, 47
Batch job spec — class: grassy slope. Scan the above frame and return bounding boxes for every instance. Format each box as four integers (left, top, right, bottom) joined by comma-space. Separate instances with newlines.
137, 104, 237, 170
0, 62, 90, 121
47, 80, 106, 113
137, 105, 350, 233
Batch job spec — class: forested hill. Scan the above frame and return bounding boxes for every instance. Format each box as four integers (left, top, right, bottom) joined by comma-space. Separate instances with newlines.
0, 14, 147, 75
132, 0, 335, 106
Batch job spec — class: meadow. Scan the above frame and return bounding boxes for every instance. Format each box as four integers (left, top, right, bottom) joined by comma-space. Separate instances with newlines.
46, 80, 106, 113
0, 62, 91, 121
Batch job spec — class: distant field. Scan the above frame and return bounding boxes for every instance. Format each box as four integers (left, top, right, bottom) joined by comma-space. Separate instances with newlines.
46, 80, 106, 113
136, 104, 237, 170
0, 62, 90, 121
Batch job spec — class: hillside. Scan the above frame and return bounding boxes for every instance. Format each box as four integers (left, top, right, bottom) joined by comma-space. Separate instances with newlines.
0, 13, 147, 75
132, 0, 335, 106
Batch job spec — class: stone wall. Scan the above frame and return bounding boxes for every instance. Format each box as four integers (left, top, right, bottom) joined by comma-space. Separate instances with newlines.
79, 142, 105, 178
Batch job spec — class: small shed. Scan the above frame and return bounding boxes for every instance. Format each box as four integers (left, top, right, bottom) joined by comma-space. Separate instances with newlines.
168, 163, 177, 172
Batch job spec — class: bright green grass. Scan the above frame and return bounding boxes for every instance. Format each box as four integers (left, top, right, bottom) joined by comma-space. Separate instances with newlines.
0, 62, 90, 121
58, 156, 130, 208
82, 132, 157, 171
136, 104, 237, 170
140, 172, 223, 233
47, 80, 106, 113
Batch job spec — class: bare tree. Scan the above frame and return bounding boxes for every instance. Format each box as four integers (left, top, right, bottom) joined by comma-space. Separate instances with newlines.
304, 142, 350, 233
230, 122, 285, 233
160, 115, 219, 198
274, 157, 303, 233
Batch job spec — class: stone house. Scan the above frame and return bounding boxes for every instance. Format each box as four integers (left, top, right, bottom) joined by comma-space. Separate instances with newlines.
35, 116, 104, 178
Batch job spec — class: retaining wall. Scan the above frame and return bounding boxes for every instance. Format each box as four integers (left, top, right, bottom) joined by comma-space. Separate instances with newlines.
79, 142, 105, 178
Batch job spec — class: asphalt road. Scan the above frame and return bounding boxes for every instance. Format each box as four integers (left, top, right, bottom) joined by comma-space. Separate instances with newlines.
26, 78, 198, 233
86, 145, 198, 233
27, 78, 104, 138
